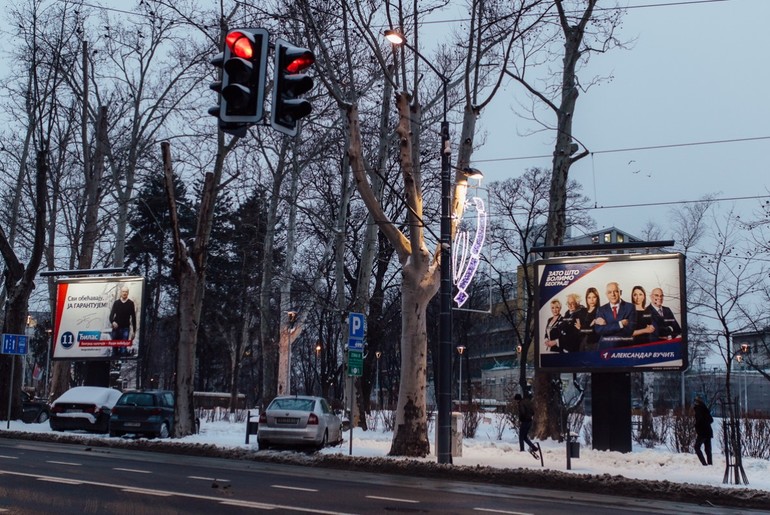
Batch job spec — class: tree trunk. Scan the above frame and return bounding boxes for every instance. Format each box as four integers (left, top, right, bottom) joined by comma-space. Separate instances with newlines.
389, 261, 436, 457
536, 4, 595, 442
162, 142, 221, 437
0, 150, 47, 418
259, 143, 288, 405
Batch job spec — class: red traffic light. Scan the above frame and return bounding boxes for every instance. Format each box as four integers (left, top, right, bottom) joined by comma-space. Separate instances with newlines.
226, 31, 255, 59
285, 52, 315, 74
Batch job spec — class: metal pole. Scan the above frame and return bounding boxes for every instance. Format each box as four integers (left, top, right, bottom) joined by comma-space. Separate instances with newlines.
45, 330, 52, 399
6, 359, 15, 429
437, 77, 452, 463
375, 356, 380, 410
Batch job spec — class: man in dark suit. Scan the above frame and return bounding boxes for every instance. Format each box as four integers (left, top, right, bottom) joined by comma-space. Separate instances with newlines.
650, 287, 681, 339
594, 281, 635, 349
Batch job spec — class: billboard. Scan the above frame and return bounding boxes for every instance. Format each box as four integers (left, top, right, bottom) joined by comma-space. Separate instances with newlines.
535, 253, 687, 372
52, 276, 144, 361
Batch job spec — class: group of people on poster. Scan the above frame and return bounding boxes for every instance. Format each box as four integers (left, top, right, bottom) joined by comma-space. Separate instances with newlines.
543, 281, 682, 352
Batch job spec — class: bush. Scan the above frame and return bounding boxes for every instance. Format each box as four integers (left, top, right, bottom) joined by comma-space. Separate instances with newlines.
582, 420, 592, 447
739, 413, 770, 460
668, 406, 697, 453
462, 402, 483, 439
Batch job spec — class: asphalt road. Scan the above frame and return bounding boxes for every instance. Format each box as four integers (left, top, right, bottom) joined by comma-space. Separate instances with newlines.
0, 438, 759, 514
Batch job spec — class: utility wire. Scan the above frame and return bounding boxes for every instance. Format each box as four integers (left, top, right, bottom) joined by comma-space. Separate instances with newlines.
473, 135, 770, 164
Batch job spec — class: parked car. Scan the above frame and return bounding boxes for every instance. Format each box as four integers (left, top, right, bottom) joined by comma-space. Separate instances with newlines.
257, 395, 342, 450
49, 386, 123, 433
109, 390, 175, 438
21, 391, 50, 424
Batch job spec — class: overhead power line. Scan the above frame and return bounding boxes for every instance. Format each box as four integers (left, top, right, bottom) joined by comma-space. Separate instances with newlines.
473, 135, 770, 164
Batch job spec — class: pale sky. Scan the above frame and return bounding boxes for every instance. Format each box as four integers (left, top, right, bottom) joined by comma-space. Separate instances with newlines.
472, 0, 770, 240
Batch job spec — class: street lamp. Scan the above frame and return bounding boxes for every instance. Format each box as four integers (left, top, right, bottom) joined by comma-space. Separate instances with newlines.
736, 343, 751, 413
384, 28, 453, 464
456, 345, 466, 405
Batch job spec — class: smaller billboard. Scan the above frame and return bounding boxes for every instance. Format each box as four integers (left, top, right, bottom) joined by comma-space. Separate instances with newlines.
535, 253, 687, 373
52, 276, 144, 361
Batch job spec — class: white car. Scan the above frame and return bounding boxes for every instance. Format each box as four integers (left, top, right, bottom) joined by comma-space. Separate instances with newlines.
50, 386, 123, 433
257, 396, 343, 450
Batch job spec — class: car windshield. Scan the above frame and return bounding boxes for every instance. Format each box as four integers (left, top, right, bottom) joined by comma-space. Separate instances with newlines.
118, 393, 155, 407
270, 398, 315, 411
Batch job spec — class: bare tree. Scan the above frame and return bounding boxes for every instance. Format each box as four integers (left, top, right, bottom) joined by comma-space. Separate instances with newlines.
504, 0, 626, 440
295, 0, 550, 455
1, 0, 79, 411
487, 168, 594, 392
686, 206, 766, 412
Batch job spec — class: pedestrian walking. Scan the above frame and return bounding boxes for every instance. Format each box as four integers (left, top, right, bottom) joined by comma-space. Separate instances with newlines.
693, 396, 713, 466
514, 393, 539, 459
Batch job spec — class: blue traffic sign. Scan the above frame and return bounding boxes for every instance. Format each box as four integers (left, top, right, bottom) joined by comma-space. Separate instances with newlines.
348, 312, 365, 351
348, 312, 365, 340
1, 334, 29, 355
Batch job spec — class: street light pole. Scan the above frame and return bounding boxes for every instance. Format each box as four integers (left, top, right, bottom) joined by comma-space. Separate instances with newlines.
437, 107, 454, 464
384, 28, 453, 464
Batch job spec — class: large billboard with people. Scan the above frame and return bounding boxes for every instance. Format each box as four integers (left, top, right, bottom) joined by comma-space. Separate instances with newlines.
535, 253, 686, 372
52, 276, 144, 361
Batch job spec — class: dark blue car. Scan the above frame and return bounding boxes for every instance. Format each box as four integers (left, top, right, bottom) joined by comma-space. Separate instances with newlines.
109, 390, 174, 438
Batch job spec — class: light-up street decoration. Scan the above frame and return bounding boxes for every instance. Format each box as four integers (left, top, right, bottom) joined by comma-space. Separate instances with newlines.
452, 196, 487, 307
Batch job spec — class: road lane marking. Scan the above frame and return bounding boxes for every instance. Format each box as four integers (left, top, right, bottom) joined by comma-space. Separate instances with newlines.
474, 509, 534, 515
272, 484, 318, 492
114, 468, 152, 474
121, 487, 173, 497
366, 495, 419, 504
0, 455, 18, 460
38, 477, 84, 485
220, 500, 277, 509
46, 460, 82, 466
188, 475, 230, 482
1, 469, 354, 514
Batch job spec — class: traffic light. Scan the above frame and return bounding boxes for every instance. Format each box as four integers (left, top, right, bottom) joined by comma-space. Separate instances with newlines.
209, 28, 268, 134
270, 38, 315, 137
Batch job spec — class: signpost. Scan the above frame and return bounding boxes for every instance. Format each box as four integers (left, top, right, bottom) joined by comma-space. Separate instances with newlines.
347, 312, 365, 376
2, 334, 29, 429
346, 313, 365, 455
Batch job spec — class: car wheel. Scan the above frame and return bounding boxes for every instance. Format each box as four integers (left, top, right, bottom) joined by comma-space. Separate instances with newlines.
109, 430, 123, 438
316, 430, 328, 451
257, 438, 268, 450
158, 422, 170, 439
36, 411, 50, 424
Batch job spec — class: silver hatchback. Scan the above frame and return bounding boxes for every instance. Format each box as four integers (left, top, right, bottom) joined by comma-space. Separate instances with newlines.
257, 396, 342, 450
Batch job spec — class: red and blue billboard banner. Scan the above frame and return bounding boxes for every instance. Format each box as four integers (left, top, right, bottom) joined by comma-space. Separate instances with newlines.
52, 276, 144, 361
535, 253, 687, 372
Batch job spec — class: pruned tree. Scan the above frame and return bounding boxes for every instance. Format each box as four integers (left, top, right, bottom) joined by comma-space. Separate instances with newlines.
297, 0, 550, 455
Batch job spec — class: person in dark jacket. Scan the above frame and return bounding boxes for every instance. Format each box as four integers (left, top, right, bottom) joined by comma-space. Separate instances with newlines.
693, 396, 713, 466
514, 393, 538, 457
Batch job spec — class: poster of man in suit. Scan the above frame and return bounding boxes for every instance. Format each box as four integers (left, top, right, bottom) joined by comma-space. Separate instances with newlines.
52, 277, 144, 360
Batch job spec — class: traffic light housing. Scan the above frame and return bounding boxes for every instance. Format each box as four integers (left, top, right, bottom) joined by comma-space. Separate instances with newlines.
270, 39, 315, 137
209, 28, 268, 133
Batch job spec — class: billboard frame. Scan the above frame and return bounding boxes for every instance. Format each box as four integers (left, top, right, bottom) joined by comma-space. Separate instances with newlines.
534, 252, 687, 373
52, 276, 145, 361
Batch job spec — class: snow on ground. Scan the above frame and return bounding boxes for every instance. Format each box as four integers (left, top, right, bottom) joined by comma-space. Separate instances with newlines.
5, 413, 769, 493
